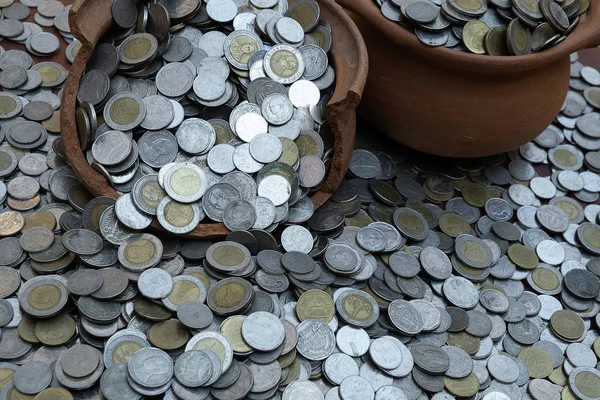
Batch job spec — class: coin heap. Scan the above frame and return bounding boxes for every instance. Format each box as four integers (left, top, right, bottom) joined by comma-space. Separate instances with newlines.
3, 1, 600, 400
76, 0, 335, 235
376, 0, 588, 55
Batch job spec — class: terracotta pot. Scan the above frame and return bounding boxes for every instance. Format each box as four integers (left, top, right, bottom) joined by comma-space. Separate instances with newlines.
61, 0, 368, 239
337, 0, 600, 158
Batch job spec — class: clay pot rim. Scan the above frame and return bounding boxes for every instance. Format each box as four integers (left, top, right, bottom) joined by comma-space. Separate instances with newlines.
60, 0, 368, 239
339, 0, 600, 75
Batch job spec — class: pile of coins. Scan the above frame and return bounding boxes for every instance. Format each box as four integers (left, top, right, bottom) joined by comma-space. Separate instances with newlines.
75, 0, 335, 234
376, 0, 588, 55
3, 0, 600, 399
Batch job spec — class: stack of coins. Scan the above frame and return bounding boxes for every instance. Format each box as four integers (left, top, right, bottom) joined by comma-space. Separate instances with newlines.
376, 0, 588, 55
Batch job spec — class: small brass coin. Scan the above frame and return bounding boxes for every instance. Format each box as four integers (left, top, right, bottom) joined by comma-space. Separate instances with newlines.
0, 211, 24, 236
507, 244, 539, 269
463, 20, 490, 54
33, 387, 73, 400
133, 299, 172, 322
569, 367, 600, 400
22, 211, 56, 232
531, 267, 561, 291
220, 315, 253, 355
147, 319, 190, 350
462, 183, 489, 207
447, 332, 480, 355
549, 366, 568, 387
34, 314, 76, 346
17, 315, 39, 344
550, 310, 585, 341
518, 347, 554, 378
296, 289, 334, 324
508, 18, 532, 56
439, 213, 471, 238
444, 373, 480, 397
485, 26, 509, 56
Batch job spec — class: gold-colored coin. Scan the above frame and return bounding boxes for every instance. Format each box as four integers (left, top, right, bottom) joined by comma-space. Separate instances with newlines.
148, 319, 190, 350
36, 65, 61, 85
296, 134, 319, 158
508, 19, 532, 55
30, 253, 76, 274
4, 384, 35, 399
165, 279, 203, 309
531, 267, 560, 291
406, 202, 435, 228
220, 315, 253, 354
562, 385, 577, 400
593, 337, 600, 358
462, 183, 489, 207
277, 137, 299, 166
578, 0, 589, 14
22, 211, 56, 233
33, 388, 73, 400
28, 284, 62, 311
553, 148, 578, 169
109, 96, 141, 127
507, 244, 539, 270
185, 270, 212, 292
111, 340, 144, 365
41, 110, 60, 133
518, 347, 554, 378
444, 373, 480, 397
280, 358, 301, 386
369, 203, 395, 225
140, 181, 167, 211
439, 213, 471, 238
485, 26, 508, 56
124, 237, 158, 266
550, 310, 585, 340
0, 365, 15, 390
212, 123, 232, 145
289, 3, 315, 30
552, 199, 581, 222
169, 167, 202, 196
278, 349, 296, 369
345, 209, 374, 228
453, 257, 488, 280
549, 366, 568, 387
212, 245, 246, 268
297, 290, 335, 324
479, 284, 506, 296
447, 332, 480, 355
18, 315, 40, 344
463, 20, 490, 55
0, 95, 17, 115
572, 369, 600, 398
212, 282, 247, 309
0, 211, 25, 236
134, 299, 172, 321
122, 35, 155, 61
34, 314, 76, 346
7, 195, 41, 211
163, 201, 195, 228
582, 224, 600, 249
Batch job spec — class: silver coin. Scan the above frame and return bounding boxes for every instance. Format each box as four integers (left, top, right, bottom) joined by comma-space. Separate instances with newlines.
241, 311, 285, 351
137, 268, 173, 299
13, 361, 52, 394
128, 347, 173, 388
